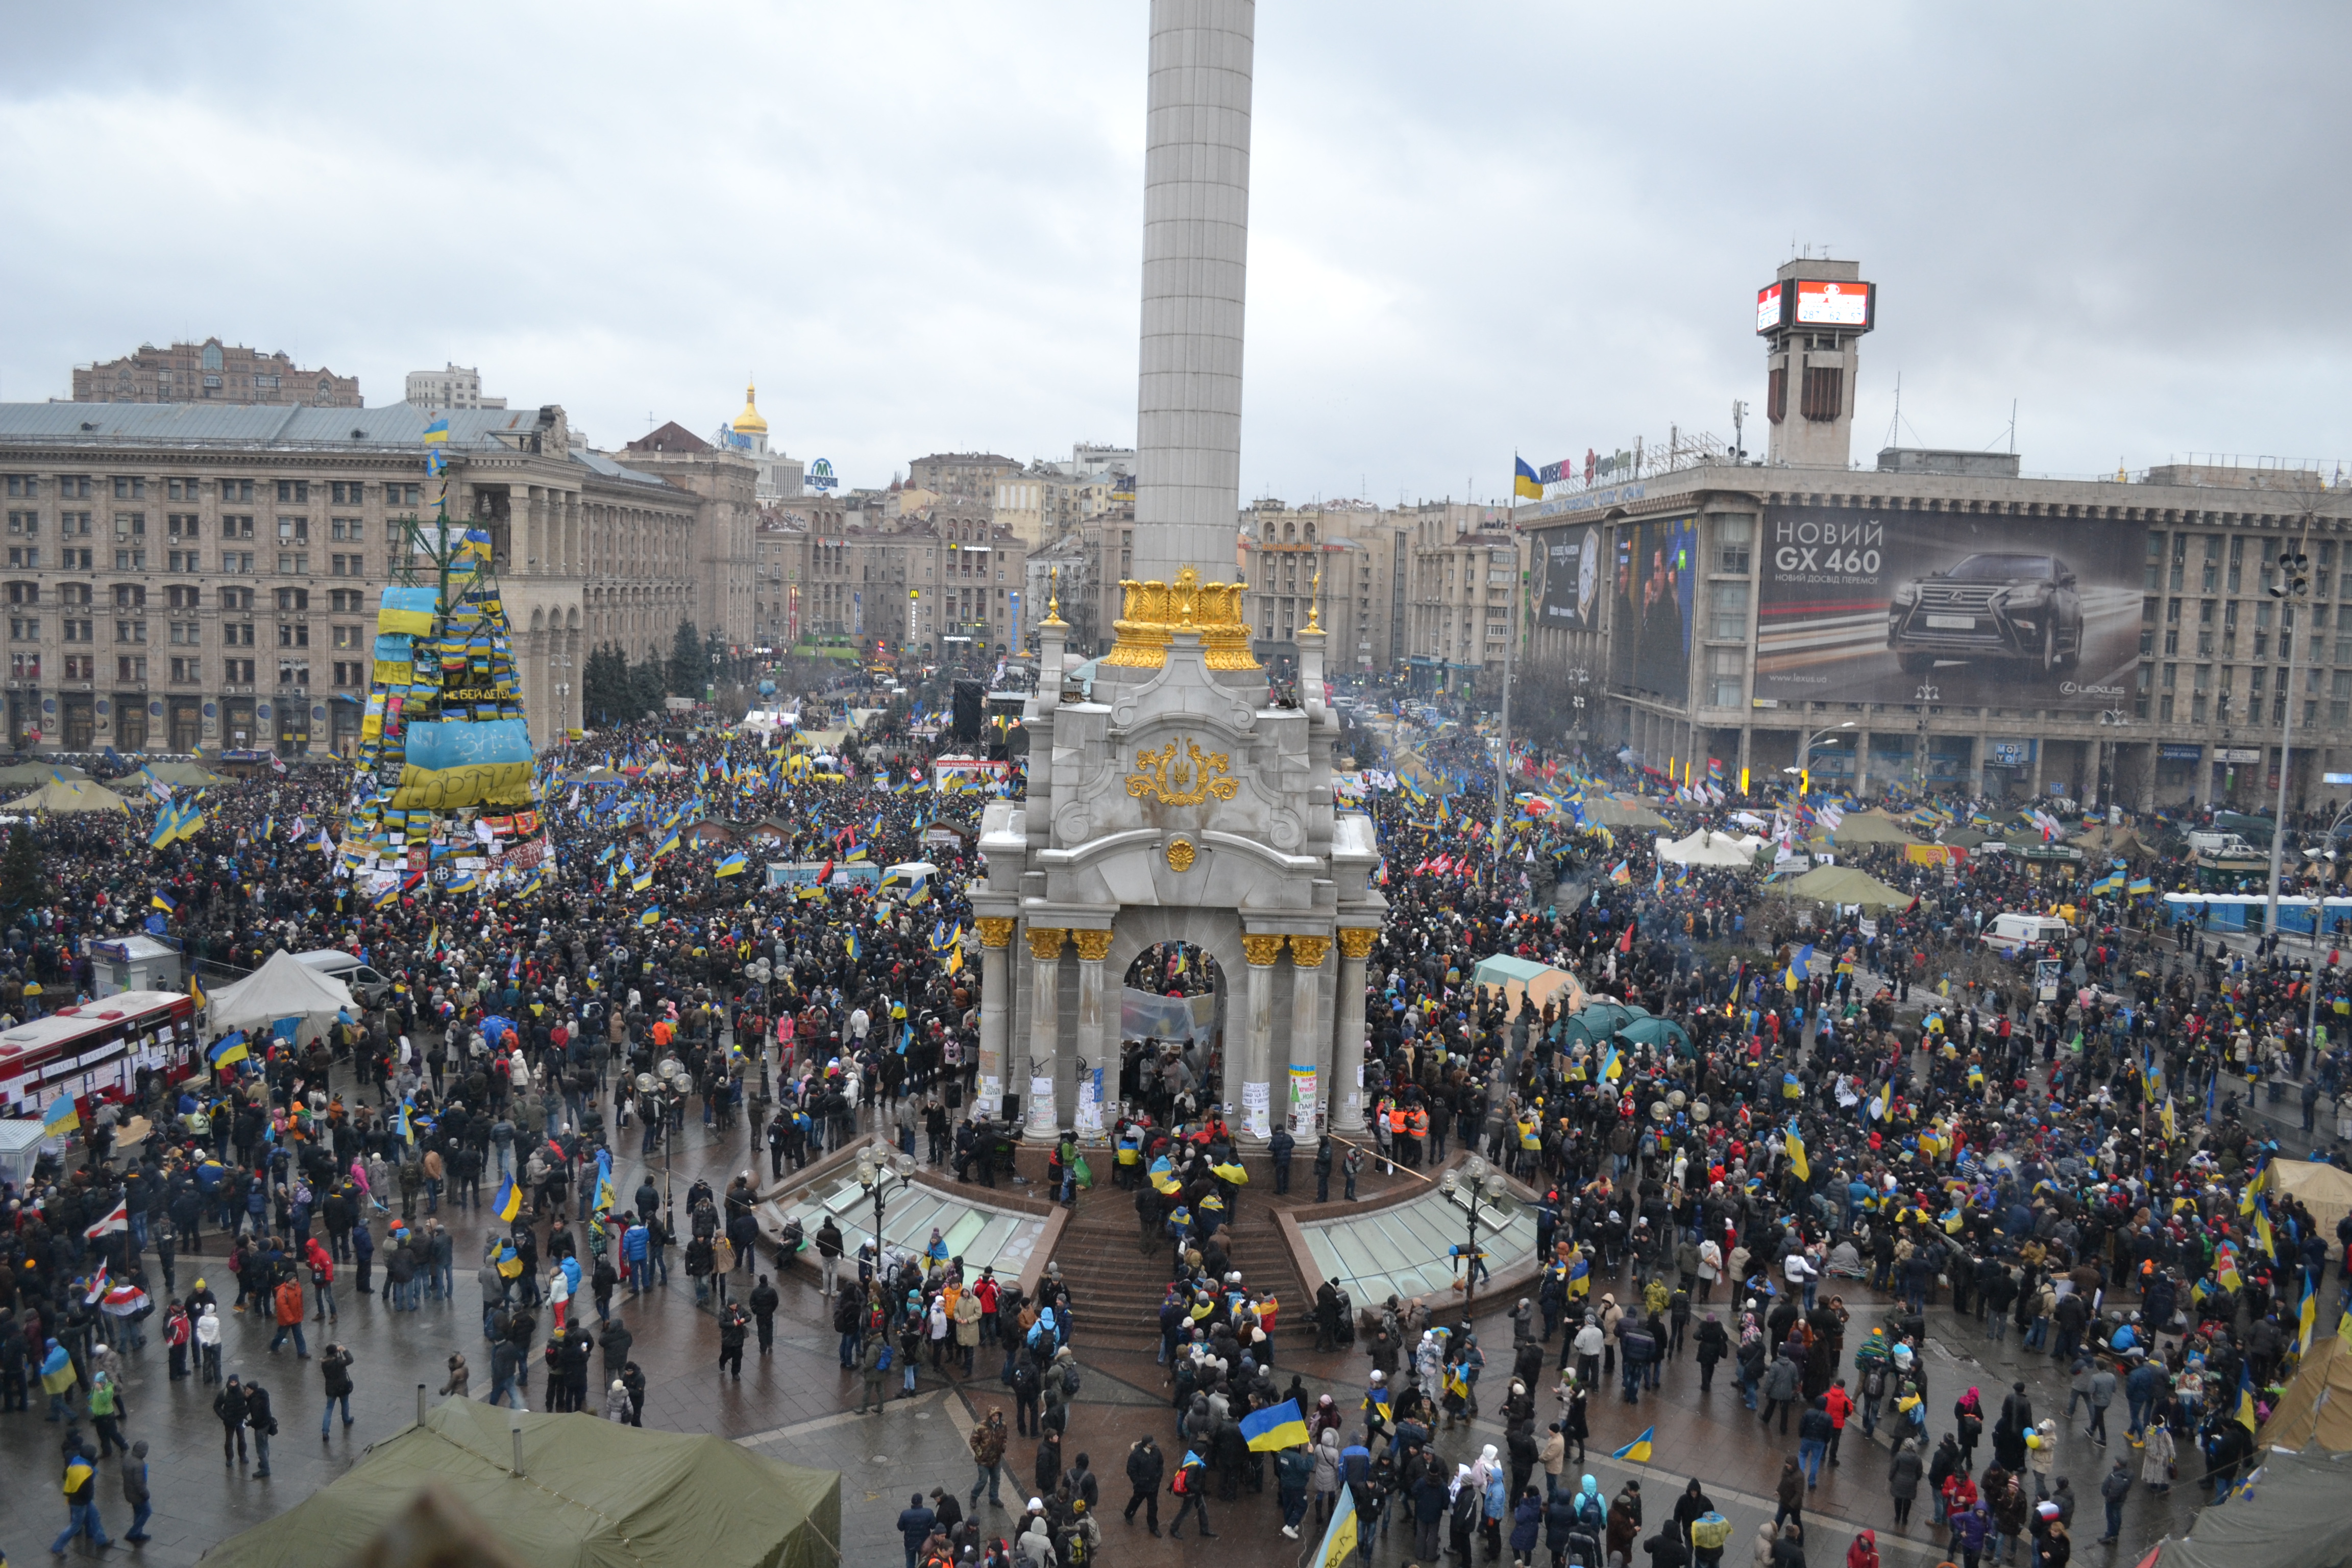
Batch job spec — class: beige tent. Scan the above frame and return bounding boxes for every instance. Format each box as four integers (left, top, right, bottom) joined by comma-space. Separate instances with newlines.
4, 778, 133, 814
1767, 863, 1915, 910
0, 762, 90, 788
2273, 1159, 2352, 1246
1587, 796, 1672, 829
1658, 829, 1762, 868
1828, 811, 1924, 847
2259, 1331, 2352, 1455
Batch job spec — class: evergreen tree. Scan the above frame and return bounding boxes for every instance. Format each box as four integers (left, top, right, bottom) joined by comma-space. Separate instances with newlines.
631, 652, 668, 717
0, 821, 44, 918
668, 619, 704, 696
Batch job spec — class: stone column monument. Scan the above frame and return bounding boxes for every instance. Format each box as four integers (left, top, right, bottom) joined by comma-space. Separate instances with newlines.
969, 0, 1386, 1144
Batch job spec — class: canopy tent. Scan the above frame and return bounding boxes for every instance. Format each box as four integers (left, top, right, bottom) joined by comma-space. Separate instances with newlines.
1585, 796, 1672, 830
202, 1398, 841, 1568
1826, 811, 1924, 847
563, 766, 631, 786
1766, 864, 1915, 910
1937, 825, 1997, 848
2073, 823, 2155, 859
3, 778, 132, 814
2272, 1159, 2352, 1246
1657, 829, 1761, 868
0, 762, 90, 787
2149, 1444, 2352, 1568
2259, 1332, 2352, 1456
1472, 955, 1581, 1017
139, 760, 224, 788
203, 948, 356, 1046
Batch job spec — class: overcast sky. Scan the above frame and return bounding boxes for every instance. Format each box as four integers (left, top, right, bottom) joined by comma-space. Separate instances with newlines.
2, 3, 2345, 504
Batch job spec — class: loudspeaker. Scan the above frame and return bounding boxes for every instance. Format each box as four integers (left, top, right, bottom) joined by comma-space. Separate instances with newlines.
952, 679, 984, 741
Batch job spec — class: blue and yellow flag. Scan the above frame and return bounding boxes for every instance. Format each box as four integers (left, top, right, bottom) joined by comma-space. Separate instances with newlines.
1240, 1398, 1310, 1452
1611, 1426, 1654, 1463
1312, 1479, 1359, 1568
422, 416, 450, 445
207, 1031, 249, 1070
1513, 455, 1544, 500
640, 906, 663, 928
150, 888, 176, 913
1784, 944, 1814, 992
190, 973, 206, 1012
1784, 1126, 1809, 1181
492, 1174, 522, 1223
2235, 1363, 2259, 1432
715, 852, 749, 878
2298, 1277, 2319, 1356
845, 930, 861, 961
42, 1093, 80, 1135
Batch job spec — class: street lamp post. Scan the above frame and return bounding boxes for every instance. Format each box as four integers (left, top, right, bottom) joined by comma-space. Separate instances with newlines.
2298, 801, 2352, 1061
854, 1143, 917, 1275
2265, 522, 2316, 950
1783, 721, 1856, 798
1440, 1153, 1511, 1336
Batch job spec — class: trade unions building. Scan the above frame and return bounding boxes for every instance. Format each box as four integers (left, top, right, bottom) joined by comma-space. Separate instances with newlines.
1517, 256, 2352, 814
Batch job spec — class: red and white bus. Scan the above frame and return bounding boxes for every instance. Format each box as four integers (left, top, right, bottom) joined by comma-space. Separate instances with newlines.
0, 991, 199, 1121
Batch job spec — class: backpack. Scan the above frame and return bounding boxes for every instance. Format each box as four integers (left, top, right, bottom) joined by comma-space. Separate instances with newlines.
1171, 1464, 1191, 1494
1689, 1511, 1733, 1551
1061, 1363, 1083, 1397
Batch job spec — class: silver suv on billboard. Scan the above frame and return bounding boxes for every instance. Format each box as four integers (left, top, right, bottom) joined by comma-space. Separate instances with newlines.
1886, 551, 2083, 674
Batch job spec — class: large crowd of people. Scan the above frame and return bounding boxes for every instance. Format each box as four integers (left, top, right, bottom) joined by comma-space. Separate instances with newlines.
5, 679, 2352, 1566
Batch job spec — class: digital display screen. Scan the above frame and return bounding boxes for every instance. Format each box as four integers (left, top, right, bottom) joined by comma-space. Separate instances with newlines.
1793, 279, 1872, 328
1755, 283, 1783, 333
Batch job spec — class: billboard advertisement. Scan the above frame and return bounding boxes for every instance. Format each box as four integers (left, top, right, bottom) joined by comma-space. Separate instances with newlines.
1609, 517, 1698, 701
1792, 279, 1873, 328
1538, 524, 1604, 629
1755, 282, 1784, 333
1753, 503, 2140, 712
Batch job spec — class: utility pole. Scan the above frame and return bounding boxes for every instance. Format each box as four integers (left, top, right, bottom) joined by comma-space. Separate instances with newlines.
2264, 506, 2318, 949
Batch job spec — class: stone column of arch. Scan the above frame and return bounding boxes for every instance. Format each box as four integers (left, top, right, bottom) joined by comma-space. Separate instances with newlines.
1025, 925, 1067, 1137
1286, 934, 1330, 1138
1070, 928, 1114, 1137
975, 917, 1015, 1120
1333, 927, 1377, 1133
1239, 931, 1285, 1140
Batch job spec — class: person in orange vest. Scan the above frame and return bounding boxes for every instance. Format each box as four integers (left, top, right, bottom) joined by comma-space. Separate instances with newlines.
1388, 1102, 1410, 1175
1405, 1104, 1430, 1169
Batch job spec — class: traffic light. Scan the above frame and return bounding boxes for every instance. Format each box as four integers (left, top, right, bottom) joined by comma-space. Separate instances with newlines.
1799, 768, 1810, 795
2273, 549, 2311, 600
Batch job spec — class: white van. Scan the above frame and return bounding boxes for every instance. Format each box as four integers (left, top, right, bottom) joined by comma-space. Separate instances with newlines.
2187, 831, 2256, 858
293, 949, 394, 1008
1982, 913, 2071, 957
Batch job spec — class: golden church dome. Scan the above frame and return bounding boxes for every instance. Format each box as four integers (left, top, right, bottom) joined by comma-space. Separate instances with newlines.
731, 378, 768, 436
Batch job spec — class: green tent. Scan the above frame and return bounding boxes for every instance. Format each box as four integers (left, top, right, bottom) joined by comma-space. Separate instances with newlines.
4, 778, 132, 815
1826, 811, 1923, 847
0, 762, 90, 788
202, 1399, 841, 1568
1765, 863, 1913, 910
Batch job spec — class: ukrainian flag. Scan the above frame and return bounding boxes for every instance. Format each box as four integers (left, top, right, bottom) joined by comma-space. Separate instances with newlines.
190, 973, 206, 1012
208, 1030, 251, 1069
1513, 456, 1544, 500
42, 1093, 80, 1135
1313, 1482, 1359, 1568
845, 842, 869, 863
2235, 1364, 2258, 1432
422, 416, 450, 445
150, 889, 176, 913
2298, 1277, 2318, 1355
1784, 944, 1814, 991
1784, 1126, 1809, 1181
715, 852, 749, 878
845, 930, 860, 961
640, 906, 663, 928
655, 830, 681, 861
1240, 1397, 1310, 1452
1611, 1426, 1654, 1463
492, 1174, 522, 1222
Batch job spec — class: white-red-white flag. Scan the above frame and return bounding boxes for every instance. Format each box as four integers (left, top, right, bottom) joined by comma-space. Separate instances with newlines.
84, 1200, 129, 1239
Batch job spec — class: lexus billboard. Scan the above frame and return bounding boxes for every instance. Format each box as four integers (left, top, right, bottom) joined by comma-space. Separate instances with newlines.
1753, 503, 2141, 712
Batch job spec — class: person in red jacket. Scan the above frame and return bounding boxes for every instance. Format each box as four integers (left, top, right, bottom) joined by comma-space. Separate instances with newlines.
1824, 1377, 1855, 1467
305, 1237, 339, 1323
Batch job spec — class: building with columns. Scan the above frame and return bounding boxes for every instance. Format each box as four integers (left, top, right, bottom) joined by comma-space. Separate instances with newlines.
0, 399, 748, 755
969, 0, 1386, 1146
1517, 254, 2352, 812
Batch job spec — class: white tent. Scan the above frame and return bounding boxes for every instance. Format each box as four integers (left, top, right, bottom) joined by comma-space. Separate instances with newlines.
204, 950, 357, 1047
1657, 829, 1762, 868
